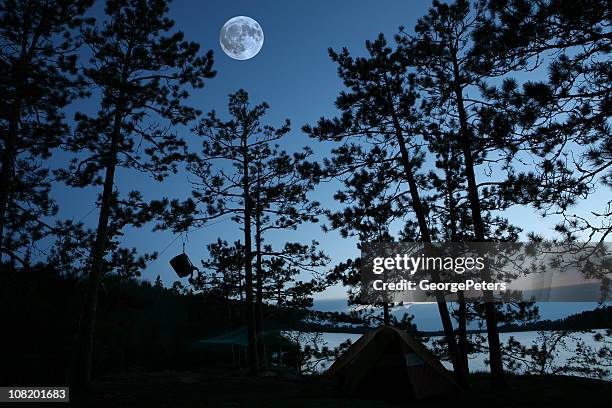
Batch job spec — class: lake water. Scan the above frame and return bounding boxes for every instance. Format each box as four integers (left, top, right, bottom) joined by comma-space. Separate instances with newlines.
311, 300, 602, 331
315, 330, 609, 379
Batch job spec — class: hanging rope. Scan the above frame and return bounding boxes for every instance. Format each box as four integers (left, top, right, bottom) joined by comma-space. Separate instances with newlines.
145, 215, 232, 270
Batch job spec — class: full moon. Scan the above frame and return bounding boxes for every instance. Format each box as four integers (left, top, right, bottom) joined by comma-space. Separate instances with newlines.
219, 16, 264, 61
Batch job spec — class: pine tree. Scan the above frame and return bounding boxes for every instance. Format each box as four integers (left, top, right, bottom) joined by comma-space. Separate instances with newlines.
179, 89, 327, 372
400, 0, 511, 387
318, 134, 403, 325
0, 0, 92, 265
473, 0, 611, 243
304, 34, 468, 387
181, 90, 282, 374
425, 124, 472, 376
201, 239, 245, 303
250, 130, 327, 365
154, 274, 163, 289
59, 0, 214, 386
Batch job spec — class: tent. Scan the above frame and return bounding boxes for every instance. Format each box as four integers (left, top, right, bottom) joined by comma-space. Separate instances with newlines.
323, 326, 460, 401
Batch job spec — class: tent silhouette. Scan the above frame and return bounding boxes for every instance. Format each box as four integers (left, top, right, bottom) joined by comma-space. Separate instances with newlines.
324, 326, 460, 401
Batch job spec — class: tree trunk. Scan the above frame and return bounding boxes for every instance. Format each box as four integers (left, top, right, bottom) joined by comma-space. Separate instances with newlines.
254, 193, 267, 368
376, 229, 391, 326
71, 108, 122, 387
451, 55, 506, 388
242, 143, 259, 375
457, 291, 469, 376
0, 103, 20, 261
446, 162, 470, 378
389, 106, 467, 388
382, 302, 390, 325
225, 293, 236, 366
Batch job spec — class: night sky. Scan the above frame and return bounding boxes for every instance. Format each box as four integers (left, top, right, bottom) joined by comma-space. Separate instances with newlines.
43, 0, 605, 305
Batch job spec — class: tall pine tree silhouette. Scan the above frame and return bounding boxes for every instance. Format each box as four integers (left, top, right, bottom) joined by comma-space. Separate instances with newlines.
60, 0, 214, 386
182, 90, 287, 374
401, 0, 508, 387
176, 90, 326, 373
0, 0, 92, 265
305, 34, 468, 388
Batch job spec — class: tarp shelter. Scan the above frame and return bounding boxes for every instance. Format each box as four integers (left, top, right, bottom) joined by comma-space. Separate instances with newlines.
324, 326, 460, 401
197, 326, 252, 347
195, 321, 289, 349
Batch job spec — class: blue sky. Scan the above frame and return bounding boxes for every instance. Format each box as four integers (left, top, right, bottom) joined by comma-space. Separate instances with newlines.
41, 0, 606, 307
48, 0, 433, 292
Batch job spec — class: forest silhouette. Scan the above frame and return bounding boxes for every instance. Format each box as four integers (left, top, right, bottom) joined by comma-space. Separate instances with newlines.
0, 0, 610, 406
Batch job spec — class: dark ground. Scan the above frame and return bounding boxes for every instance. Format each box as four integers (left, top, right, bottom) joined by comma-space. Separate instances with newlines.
18, 369, 607, 408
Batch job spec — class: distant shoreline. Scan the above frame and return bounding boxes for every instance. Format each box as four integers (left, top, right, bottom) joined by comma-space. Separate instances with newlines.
304, 305, 612, 336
